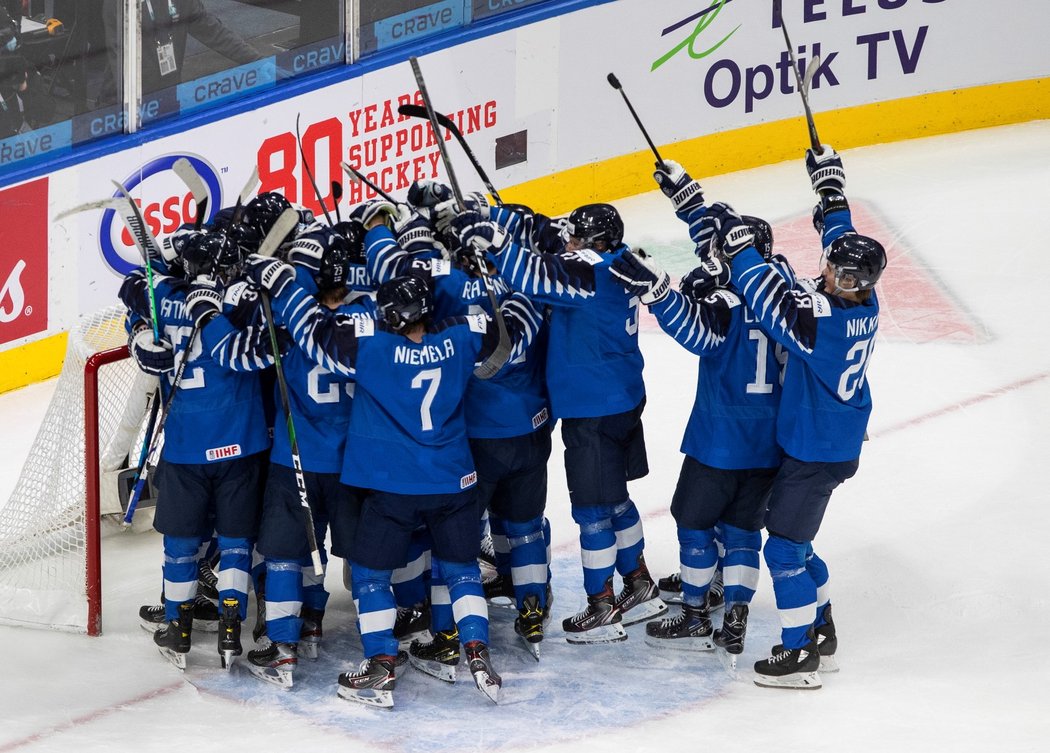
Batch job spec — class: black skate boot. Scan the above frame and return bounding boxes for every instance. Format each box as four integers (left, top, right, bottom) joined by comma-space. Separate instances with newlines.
614, 557, 668, 626
218, 597, 242, 670
409, 628, 461, 682
479, 534, 498, 581
139, 601, 166, 633
562, 580, 627, 645
252, 573, 266, 643
192, 593, 219, 632
813, 604, 838, 672
154, 601, 194, 670
754, 630, 822, 690
657, 572, 683, 604
713, 603, 748, 674
514, 593, 545, 661
465, 640, 502, 704
197, 556, 219, 602
247, 640, 298, 689
483, 573, 516, 609
298, 607, 323, 660
705, 568, 725, 612
393, 601, 430, 646
337, 652, 405, 708
644, 603, 714, 651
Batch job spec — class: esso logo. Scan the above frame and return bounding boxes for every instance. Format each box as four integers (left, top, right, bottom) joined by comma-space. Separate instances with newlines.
99, 155, 223, 275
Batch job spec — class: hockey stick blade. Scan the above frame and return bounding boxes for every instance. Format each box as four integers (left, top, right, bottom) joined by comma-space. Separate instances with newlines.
257, 208, 300, 258
802, 54, 820, 98
55, 197, 128, 221
775, 1, 822, 151
232, 166, 261, 225
172, 157, 210, 230
111, 182, 164, 263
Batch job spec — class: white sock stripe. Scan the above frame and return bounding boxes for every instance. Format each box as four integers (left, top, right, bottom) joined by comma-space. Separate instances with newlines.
816, 582, 831, 607
391, 555, 427, 584
164, 580, 197, 602
218, 569, 252, 595
581, 546, 617, 570
265, 600, 303, 621
358, 607, 397, 635
778, 603, 818, 630
723, 563, 760, 591
680, 563, 717, 588
431, 585, 451, 605
510, 563, 548, 586
614, 521, 643, 550
452, 594, 488, 623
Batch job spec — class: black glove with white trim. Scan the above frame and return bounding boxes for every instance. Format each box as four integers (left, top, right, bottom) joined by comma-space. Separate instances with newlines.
653, 159, 704, 212
185, 276, 223, 327
610, 249, 670, 305
128, 323, 174, 376
805, 145, 846, 195
244, 254, 295, 296
704, 202, 754, 260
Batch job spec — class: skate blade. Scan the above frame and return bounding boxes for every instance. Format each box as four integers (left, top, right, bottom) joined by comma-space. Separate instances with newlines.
337, 685, 393, 708
716, 647, 740, 679
298, 641, 319, 660
140, 620, 164, 634
564, 622, 628, 645
195, 619, 219, 633
220, 650, 238, 670
247, 664, 294, 689
157, 646, 187, 671
408, 655, 458, 683
486, 596, 516, 610
517, 634, 541, 661
753, 671, 822, 690
643, 634, 714, 652
620, 597, 669, 627
395, 629, 429, 648
819, 655, 840, 673
658, 589, 683, 605
472, 671, 502, 704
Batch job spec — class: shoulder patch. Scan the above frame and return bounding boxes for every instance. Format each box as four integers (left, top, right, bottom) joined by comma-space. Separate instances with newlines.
810, 293, 833, 318
563, 248, 603, 266
354, 317, 376, 337
467, 313, 489, 334
224, 280, 252, 306
430, 259, 452, 277
706, 289, 741, 308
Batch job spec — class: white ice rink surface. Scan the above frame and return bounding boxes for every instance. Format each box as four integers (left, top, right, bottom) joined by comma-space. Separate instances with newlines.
2, 122, 1049, 752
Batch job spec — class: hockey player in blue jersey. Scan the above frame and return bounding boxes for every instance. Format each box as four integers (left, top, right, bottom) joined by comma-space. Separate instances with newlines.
452, 202, 667, 643
119, 232, 270, 671
244, 246, 541, 707
703, 145, 886, 689
610, 160, 784, 666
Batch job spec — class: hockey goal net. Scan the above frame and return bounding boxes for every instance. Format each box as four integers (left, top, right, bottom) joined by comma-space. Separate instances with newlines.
0, 305, 156, 635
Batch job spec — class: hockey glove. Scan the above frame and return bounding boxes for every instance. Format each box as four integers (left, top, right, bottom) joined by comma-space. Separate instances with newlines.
705, 202, 754, 260
391, 203, 437, 253
350, 198, 397, 230
805, 145, 846, 195
128, 324, 174, 376
450, 210, 508, 255
407, 179, 453, 208
653, 159, 704, 212
185, 276, 223, 327
224, 284, 263, 331
610, 249, 670, 305
244, 254, 295, 296
286, 235, 324, 275
680, 256, 731, 301
434, 193, 490, 234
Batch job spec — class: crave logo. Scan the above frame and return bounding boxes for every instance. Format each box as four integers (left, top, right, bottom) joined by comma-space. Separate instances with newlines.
653, 0, 945, 113
0, 178, 49, 345
99, 154, 223, 275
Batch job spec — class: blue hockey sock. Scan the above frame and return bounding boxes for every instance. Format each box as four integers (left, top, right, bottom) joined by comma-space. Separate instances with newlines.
611, 499, 645, 576
217, 536, 252, 620
439, 558, 489, 645
571, 504, 617, 596
764, 534, 818, 649
805, 544, 831, 623
543, 516, 552, 587
720, 523, 761, 605
300, 547, 329, 613
678, 527, 717, 607
163, 535, 202, 621
505, 516, 548, 609
264, 559, 302, 644
428, 556, 455, 633
351, 564, 398, 658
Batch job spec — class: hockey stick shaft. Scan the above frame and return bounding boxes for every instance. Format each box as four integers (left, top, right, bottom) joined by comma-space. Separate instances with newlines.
396, 103, 504, 206
607, 72, 666, 170
340, 160, 398, 204
296, 114, 335, 225
112, 182, 163, 343
775, 0, 822, 151
409, 56, 512, 380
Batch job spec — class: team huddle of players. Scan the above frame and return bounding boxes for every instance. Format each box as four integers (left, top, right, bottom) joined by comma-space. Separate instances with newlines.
118, 142, 886, 707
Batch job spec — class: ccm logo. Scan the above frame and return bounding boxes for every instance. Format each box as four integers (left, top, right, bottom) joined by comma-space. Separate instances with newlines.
206, 444, 243, 461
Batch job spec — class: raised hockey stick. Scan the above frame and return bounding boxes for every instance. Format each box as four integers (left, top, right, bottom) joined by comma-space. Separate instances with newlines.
396, 103, 504, 206
256, 207, 325, 575
54, 197, 129, 221
409, 56, 513, 380
607, 72, 666, 171
172, 157, 210, 231
775, 0, 823, 152
233, 166, 261, 224
340, 160, 398, 204
112, 181, 164, 343
331, 180, 343, 222
296, 114, 335, 226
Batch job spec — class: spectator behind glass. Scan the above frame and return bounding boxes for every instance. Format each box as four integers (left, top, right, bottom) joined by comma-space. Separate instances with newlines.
102, 0, 261, 99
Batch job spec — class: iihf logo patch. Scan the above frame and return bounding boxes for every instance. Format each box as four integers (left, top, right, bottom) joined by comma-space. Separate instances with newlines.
206, 444, 242, 461
460, 471, 477, 489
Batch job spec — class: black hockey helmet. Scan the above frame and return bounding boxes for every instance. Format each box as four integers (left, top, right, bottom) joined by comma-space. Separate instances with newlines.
564, 203, 624, 251
824, 233, 887, 291
376, 275, 433, 331
331, 220, 366, 265
314, 233, 351, 293
227, 222, 262, 257
181, 232, 243, 280
742, 215, 773, 260
243, 192, 292, 240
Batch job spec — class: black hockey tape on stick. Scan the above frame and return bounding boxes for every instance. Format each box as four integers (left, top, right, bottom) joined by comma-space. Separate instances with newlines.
607, 72, 666, 171
340, 160, 399, 204
396, 103, 504, 206
331, 180, 343, 222
256, 206, 324, 575
172, 157, 210, 231
775, 0, 823, 152
296, 113, 335, 226
409, 55, 513, 380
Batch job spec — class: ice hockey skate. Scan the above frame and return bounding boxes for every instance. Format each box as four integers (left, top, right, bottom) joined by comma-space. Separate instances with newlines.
754, 632, 822, 690
337, 652, 405, 709
197, 556, 219, 602
482, 573, 516, 609
154, 601, 194, 671
247, 640, 297, 689
218, 597, 242, 670
562, 581, 627, 644
465, 640, 502, 704
644, 603, 714, 651
657, 569, 724, 611
409, 628, 461, 682
614, 559, 668, 626
770, 605, 839, 673
393, 602, 430, 646
139, 594, 218, 633
514, 593, 545, 660
297, 607, 323, 660
713, 603, 748, 675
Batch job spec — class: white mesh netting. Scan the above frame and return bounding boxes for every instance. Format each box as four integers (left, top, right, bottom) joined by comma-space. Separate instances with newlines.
0, 306, 155, 633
